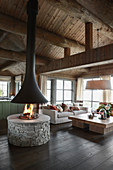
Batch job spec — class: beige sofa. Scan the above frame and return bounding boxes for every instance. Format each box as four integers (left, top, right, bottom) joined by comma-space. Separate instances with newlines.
42, 106, 88, 124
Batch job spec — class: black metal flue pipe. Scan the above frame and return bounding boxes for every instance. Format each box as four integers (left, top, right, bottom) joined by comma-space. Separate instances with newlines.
11, 0, 48, 104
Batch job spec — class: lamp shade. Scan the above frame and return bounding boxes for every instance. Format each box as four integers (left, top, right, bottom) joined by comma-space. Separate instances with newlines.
86, 80, 111, 90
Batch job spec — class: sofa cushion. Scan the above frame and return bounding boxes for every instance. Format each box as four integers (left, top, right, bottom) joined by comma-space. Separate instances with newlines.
73, 110, 87, 115
70, 106, 80, 111
57, 112, 73, 118
73, 103, 79, 107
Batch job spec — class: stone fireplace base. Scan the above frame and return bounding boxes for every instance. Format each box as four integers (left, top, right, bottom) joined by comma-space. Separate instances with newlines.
7, 114, 50, 147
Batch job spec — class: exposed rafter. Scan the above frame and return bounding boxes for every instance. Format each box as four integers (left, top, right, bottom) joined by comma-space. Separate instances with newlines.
46, 0, 113, 40
0, 70, 13, 76
0, 48, 48, 65
0, 13, 84, 51
0, 61, 18, 72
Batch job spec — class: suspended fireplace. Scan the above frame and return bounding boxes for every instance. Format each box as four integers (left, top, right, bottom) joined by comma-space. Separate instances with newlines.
7, 0, 50, 147
11, 0, 48, 119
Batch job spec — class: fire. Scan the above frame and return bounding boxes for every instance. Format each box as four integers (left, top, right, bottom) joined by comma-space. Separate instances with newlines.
23, 104, 34, 118
19, 104, 38, 120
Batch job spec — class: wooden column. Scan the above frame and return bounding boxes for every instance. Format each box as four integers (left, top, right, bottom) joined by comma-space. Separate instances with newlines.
64, 47, 70, 57
10, 76, 15, 97
85, 22, 93, 51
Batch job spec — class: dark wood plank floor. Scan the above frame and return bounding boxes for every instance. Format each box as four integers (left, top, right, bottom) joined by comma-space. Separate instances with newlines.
1, 122, 113, 170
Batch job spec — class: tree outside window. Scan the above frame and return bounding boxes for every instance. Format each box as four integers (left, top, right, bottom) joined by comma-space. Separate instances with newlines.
0, 81, 8, 97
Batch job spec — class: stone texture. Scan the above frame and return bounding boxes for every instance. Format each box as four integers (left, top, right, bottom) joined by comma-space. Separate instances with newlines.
7, 114, 50, 147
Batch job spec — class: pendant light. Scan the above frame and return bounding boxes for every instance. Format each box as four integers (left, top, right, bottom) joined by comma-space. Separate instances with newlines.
86, 80, 111, 90
86, 29, 111, 90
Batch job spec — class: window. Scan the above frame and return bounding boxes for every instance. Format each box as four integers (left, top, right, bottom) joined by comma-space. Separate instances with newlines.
56, 79, 73, 104
18, 82, 21, 90
46, 79, 74, 105
56, 80, 63, 102
83, 78, 103, 109
15, 82, 21, 95
0, 81, 8, 97
47, 80, 51, 104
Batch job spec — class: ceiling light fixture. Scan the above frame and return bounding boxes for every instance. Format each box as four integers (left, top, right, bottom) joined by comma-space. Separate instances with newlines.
86, 80, 111, 90
86, 29, 111, 90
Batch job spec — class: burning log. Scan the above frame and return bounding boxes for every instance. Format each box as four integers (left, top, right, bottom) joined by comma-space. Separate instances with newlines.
19, 104, 39, 120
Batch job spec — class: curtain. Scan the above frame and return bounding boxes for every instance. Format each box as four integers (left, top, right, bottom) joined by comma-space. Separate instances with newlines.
39, 75, 47, 97
77, 78, 83, 101
100, 75, 111, 102
38, 75, 47, 114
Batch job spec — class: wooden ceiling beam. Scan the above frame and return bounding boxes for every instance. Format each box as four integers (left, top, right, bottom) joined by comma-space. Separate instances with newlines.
80, 66, 113, 78
45, 73, 75, 79
85, 22, 93, 51
0, 13, 84, 51
0, 70, 13, 76
0, 61, 16, 71
46, 0, 113, 40
0, 48, 48, 65
0, 61, 18, 72
37, 44, 113, 74
64, 47, 70, 58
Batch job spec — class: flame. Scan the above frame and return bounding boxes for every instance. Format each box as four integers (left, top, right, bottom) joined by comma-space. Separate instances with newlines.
23, 104, 34, 117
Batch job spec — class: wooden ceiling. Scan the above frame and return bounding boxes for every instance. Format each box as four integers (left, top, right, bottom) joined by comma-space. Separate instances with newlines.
0, 0, 113, 77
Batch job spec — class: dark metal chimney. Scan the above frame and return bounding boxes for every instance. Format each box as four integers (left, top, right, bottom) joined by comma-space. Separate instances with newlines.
11, 0, 48, 104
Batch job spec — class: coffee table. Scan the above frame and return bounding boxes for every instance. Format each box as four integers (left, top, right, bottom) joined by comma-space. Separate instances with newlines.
68, 113, 113, 134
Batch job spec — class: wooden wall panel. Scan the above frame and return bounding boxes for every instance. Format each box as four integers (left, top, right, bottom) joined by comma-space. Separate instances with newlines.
37, 44, 113, 74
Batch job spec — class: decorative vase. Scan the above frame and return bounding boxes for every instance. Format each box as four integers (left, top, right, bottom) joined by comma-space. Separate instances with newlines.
99, 108, 106, 119
107, 113, 110, 118
106, 110, 111, 118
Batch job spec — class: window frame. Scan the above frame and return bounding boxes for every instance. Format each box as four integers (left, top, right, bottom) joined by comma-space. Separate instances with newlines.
56, 79, 73, 104
47, 78, 75, 105
0, 81, 9, 98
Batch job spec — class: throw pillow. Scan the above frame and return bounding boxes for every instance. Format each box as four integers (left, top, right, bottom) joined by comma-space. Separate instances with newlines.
62, 103, 69, 112
73, 107, 80, 111
56, 105, 63, 112
50, 105, 57, 110
70, 106, 74, 111
47, 105, 51, 109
